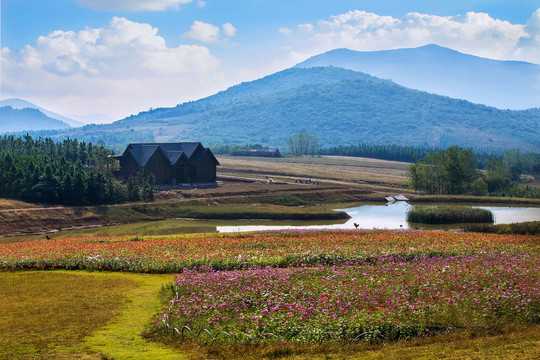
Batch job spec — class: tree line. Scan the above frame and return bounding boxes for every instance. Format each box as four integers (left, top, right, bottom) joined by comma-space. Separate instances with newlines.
314, 142, 540, 173
209, 143, 280, 157
408, 146, 540, 198
320, 144, 436, 162
0, 135, 154, 205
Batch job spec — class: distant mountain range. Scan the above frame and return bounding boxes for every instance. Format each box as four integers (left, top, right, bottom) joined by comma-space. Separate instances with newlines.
28, 66, 540, 153
0, 98, 84, 128
296, 44, 540, 110
0, 106, 72, 133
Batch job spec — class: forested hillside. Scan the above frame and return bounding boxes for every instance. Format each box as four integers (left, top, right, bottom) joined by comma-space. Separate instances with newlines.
20, 67, 540, 153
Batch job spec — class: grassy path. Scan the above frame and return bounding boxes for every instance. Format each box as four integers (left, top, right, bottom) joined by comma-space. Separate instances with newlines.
0, 270, 186, 360
82, 273, 186, 360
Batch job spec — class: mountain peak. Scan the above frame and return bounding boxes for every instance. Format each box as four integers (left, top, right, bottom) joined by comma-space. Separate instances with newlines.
0, 106, 72, 133
0, 98, 85, 127
296, 45, 540, 110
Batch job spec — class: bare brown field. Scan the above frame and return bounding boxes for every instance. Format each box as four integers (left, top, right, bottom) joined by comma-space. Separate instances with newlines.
217, 155, 409, 187
0, 199, 38, 210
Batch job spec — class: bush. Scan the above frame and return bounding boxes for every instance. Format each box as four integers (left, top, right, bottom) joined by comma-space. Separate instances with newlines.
464, 221, 540, 235
407, 206, 494, 224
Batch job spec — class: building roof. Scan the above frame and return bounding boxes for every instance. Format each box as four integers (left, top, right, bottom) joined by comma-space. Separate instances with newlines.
123, 142, 219, 167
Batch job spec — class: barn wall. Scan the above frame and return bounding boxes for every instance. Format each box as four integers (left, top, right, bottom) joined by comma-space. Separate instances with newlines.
194, 153, 217, 182
173, 166, 188, 183
144, 151, 173, 184
115, 153, 141, 179
120, 153, 140, 172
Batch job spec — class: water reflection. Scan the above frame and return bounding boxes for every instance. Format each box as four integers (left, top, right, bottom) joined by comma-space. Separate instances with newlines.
474, 206, 540, 225
218, 202, 412, 232
337, 201, 412, 229
217, 202, 540, 232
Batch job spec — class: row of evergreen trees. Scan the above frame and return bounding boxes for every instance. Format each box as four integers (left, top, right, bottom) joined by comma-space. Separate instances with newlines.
0, 135, 154, 205
320, 144, 435, 163
320, 144, 540, 172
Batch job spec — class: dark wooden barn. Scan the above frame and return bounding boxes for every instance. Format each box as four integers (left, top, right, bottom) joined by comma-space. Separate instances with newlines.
114, 142, 219, 185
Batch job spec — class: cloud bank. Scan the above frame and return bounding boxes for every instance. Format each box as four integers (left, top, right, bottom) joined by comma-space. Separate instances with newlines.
1, 17, 223, 119
280, 9, 540, 65
77, 0, 193, 12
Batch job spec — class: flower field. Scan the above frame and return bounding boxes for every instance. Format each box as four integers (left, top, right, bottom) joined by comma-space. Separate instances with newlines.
0, 230, 538, 272
159, 254, 539, 343
1, 230, 539, 344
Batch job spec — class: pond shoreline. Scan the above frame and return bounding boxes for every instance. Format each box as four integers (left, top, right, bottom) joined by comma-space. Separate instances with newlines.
1, 197, 539, 243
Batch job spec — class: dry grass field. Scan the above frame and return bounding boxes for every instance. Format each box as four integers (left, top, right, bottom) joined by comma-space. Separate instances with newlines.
0, 199, 38, 210
2, 155, 407, 238
0, 271, 138, 359
217, 155, 409, 188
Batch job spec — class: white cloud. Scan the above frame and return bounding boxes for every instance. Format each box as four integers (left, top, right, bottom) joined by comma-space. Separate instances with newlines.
185, 21, 221, 43
19, 17, 221, 77
197, 1, 207, 8
1, 17, 224, 119
185, 21, 237, 43
280, 9, 540, 65
279, 28, 292, 36
76, 0, 193, 12
516, 9, 540, 64
222, 23, 237, 37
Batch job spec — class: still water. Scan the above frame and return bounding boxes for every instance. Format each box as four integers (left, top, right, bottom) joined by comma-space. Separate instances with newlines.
7, 203, 539, 243
217, 202, 540, 232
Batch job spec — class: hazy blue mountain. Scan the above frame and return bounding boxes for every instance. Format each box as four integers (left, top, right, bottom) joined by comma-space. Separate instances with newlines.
0, 98, 84, 127
295, 45, 540, 110
0, 106, 72, 133
32, 67, 540, 153
65, 112, 115, 124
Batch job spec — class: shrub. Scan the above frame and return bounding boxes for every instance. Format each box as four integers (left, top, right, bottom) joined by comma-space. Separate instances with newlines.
407, 206, 494, 224
464, 221, 540, 235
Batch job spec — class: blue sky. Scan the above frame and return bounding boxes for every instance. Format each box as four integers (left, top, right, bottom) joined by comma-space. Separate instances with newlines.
1, 0, 539, 122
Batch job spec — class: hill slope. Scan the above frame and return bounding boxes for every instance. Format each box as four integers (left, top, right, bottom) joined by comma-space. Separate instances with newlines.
32, 67, 540, 152
295, 45, 540, 110
0, 98, 84, 127
0, 106, 72, 133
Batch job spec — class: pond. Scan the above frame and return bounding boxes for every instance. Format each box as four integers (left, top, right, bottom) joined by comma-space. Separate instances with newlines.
217, 202, 540, 232
4, 202, 539, 243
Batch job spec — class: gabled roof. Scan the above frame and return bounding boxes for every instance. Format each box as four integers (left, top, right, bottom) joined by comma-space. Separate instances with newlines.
191, 148, 220, 166
155, 142, 203, 159
124, 144, 160, 167
166, 150, 190, 166
123, 142, 217, 167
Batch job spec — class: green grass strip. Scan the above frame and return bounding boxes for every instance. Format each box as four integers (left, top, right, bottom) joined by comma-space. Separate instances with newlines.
82, 273, 186, 360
